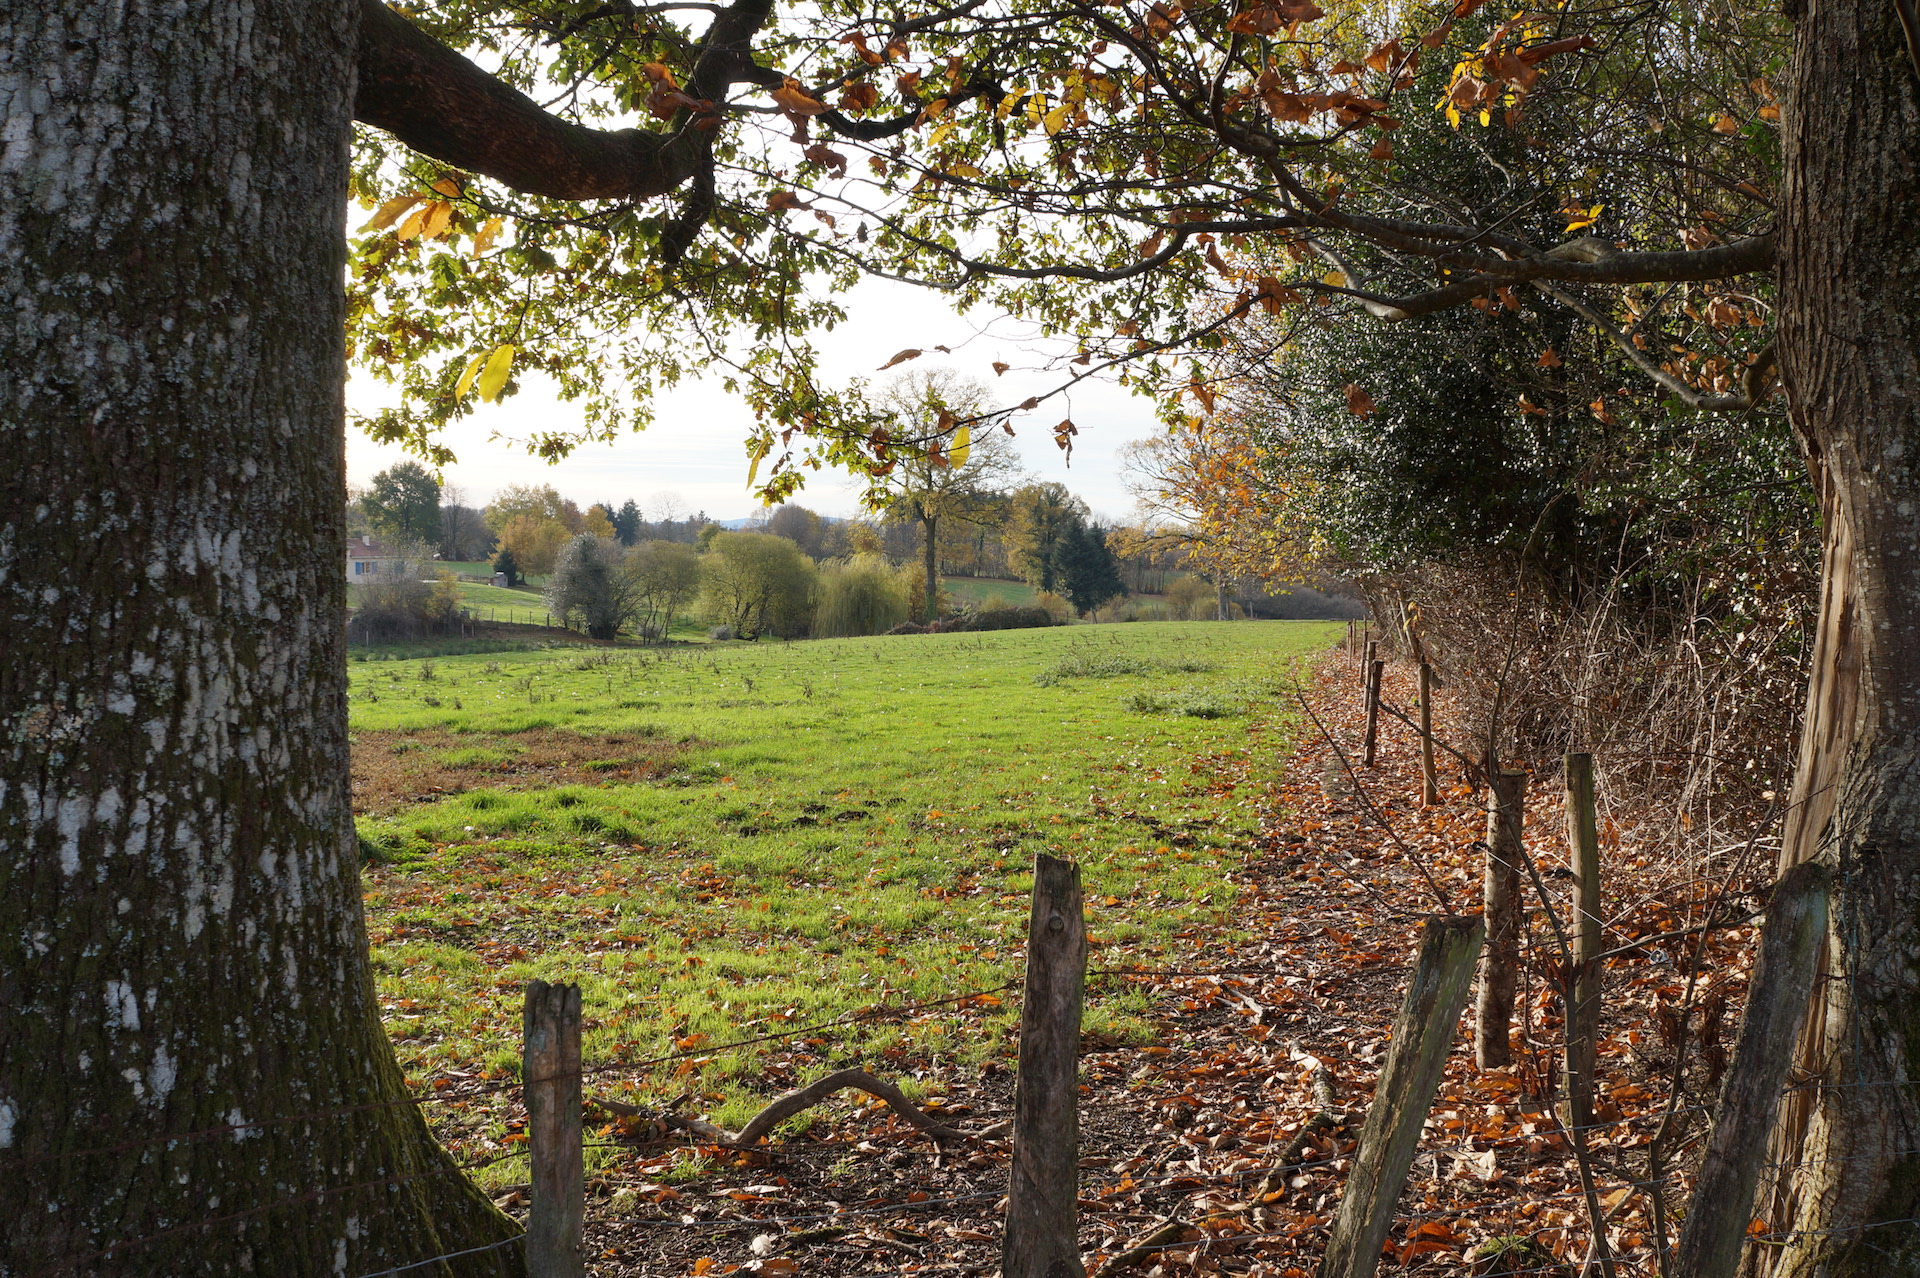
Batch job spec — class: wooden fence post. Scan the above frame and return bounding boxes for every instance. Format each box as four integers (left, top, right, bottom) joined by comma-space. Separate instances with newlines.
1318, 915, 1486, 1278
1362, 657, 1385, 768
525, 980, 585, 1278
1474, 770, 1526, 1069
1562, 752, 1602, 1129
1418, 664, 1439, 806
1003, 853, 1087, 1278
1671, 863, 1829, 1278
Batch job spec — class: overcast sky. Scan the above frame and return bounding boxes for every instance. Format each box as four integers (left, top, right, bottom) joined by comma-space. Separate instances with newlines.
345, 275, 1164, 525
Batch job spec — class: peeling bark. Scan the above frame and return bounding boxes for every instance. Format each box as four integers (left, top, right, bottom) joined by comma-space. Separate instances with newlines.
1762, 0, 1920, 1269
0, 2, 517, 1271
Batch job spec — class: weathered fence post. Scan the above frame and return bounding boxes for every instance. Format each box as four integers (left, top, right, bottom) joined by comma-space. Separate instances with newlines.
525, 980, 585, 1278
1003, 853, 1087, 1278
1475, 770, 1526, 1069
1362, 649, 1384, 769
1562, 752, 1602, 1129
1417, 663, 1439, 806
1671, 863, 1830, 1278
1318, 915, 1486, 1278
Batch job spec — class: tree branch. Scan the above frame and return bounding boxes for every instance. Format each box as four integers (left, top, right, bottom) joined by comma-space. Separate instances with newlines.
1532, 280, 1771, 412
355, 0, 685, 199
353, 0, 780, 202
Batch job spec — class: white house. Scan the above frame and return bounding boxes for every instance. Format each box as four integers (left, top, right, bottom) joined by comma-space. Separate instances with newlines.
346, 534, 406, 581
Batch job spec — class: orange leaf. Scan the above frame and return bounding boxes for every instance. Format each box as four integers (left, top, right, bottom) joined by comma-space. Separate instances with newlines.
878, 348, 924, 370
772, 79, 830, 115
1538, 348, 1561, 367
1345, 383, 1376, 417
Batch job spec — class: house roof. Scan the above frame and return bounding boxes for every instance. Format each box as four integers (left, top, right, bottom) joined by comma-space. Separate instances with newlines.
347, 536, 400, 559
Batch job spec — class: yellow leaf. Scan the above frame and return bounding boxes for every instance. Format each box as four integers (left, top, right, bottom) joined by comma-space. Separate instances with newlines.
928, 120, 958, 148
362, 194, 424, 232
747, 447, 764, 490
1564, 203, 1603, 231
421, 200, 453, 239
430, 177, 463, 198
454, 351, 488, 400
945, 162, 982, 178
1043, 104, 1070, 135
1322, 270, 1348, 288
394, 206, 430, 241
472, 216, 504, 257
950, 424, 972, 469
477, 344, 516, 403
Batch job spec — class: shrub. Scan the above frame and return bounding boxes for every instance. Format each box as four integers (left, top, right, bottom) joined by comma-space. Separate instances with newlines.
702, 531, 817, 639
1033, 591, 1074, 623
347, 563, 461, 643
814, 553, 911, 637
885, 621, 926, 635
546, 534, 644, 640
956, 606, 1055, 632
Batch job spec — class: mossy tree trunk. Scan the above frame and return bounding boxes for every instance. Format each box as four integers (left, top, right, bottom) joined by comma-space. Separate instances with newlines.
1762, 0, 1920, 1268
0, 2, 518, 1272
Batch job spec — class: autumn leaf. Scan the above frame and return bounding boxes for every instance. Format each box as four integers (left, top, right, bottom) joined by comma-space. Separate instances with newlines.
767, 190, 812, 212
361, 193, 424, 232
1189, 379, 1217, 412
1713, 113, 1739, 133
1563, 202, 1603, 231
772, 79, 830, 115
991, 361, 1010, 376
1018, 396, 1042, 411
394, 205, 430, 241
1345, 383, 1376, 417
878, 349, 923, 370
454, 351, 487, 400
471, 216, 504, 257
477, 344, 516, 403
1538, 347, 1562, 367
421, 200, 453, 240
641, 62, 678, 86
950, 424, 972, 469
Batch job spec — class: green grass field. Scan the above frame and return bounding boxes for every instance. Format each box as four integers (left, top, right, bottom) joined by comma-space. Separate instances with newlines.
940, 576, 1041, 607
352, 620, 1337, 1176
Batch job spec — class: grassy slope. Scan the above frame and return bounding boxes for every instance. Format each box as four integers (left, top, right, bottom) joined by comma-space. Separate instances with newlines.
353, 621, 1336, 1170
940, 576, 1040, 607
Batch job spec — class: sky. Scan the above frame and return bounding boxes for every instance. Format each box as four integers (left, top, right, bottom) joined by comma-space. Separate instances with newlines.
345, 275, 1167, 526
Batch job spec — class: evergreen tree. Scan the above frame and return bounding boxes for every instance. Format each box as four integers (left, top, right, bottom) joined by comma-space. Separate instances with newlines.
1053, 521, 1127, 616
491, 545, 521, 588
613, 498, 643, 545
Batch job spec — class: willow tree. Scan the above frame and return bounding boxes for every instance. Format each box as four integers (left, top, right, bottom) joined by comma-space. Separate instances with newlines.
7, 0, 1919, 1271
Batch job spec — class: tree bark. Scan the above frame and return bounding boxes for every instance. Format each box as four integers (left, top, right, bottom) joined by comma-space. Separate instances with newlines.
1762, 0, 1920, 1269
0, 3, 518, 1272
924, 511, 941, 622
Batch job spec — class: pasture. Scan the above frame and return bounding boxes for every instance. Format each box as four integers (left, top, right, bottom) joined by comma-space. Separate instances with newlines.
352, 620, 1338, 1176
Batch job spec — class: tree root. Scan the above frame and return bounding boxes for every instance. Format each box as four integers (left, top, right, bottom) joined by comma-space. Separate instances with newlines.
1236, 1066, 1345, 1208
734, 1068, 965, 1145
593, 1067, 966, 1148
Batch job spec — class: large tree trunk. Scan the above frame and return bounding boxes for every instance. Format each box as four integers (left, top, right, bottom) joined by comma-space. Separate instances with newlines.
1760, 0, 1920, 1269
0, 3, 519, 1273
